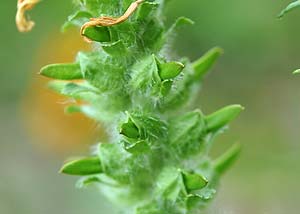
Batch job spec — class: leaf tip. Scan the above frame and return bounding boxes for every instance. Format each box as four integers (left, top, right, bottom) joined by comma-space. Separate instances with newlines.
213, 143, 242, 174
293, 69, 300, 74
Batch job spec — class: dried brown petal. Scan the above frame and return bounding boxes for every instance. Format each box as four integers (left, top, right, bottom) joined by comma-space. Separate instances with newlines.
16, 0, 40, 32
80, 0, 144, 42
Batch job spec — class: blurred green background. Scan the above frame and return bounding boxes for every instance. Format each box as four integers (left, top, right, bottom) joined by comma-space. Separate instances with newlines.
1, 0, 300, 213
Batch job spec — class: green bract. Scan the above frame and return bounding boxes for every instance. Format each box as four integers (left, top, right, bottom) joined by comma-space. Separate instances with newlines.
41, 0, 243, 213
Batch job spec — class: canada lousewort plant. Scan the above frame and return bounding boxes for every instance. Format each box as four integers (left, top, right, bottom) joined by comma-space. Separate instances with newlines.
35, 0, 243, 213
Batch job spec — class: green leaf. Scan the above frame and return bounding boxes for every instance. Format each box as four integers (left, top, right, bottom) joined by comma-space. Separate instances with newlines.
213, 143, 241, 174
205, 105, 244, 132
278, 0, 300, 18
181, 171, 208, 192
40, 63, 83, 80
192, 47, 223, 80
60, 157, 102, 176
82, 26, 111, 43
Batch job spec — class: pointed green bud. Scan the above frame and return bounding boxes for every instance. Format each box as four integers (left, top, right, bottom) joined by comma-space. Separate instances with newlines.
192, 47, 223, 79
278, 0, 300, 18
181, 171, 208, 192
82, 26, 111, 43
293, 69, 300, 74
213, 143, 241, 174
60, 157, 102, 176
156, 58, 185, 80
40, 63, 83, 80
205, 104, 244, 132
120, 118, 140, 139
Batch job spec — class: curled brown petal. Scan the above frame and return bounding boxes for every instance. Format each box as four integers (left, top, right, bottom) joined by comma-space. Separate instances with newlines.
80, 0, 144, 42
16, 0, 40, 32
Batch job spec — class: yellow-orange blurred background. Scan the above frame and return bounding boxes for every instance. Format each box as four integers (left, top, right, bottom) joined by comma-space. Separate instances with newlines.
1, 0, 300, 213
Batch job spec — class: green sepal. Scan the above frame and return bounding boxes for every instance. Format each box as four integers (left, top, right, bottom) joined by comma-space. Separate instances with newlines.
155, 167, 186, 202
213, 143, 241, 174
124, 140, 150, 154
122, 112, 167, 142
186, 190, 216, 210
67, 105, 102, 121
62, 82, 97, 96
82, 26, 111, 43
136, 1, 159, 21
48, 81, 98, 100
40, 63, 83, 80
60, 157, 102, 176
77, 51, 125, 92
181, 171, 208, 192
129, 55, 162, 95
205, 105, 244, 132
141, 19, 165, 51
186, 194, 204, 210
167, 17, 194, 35
47, 80, 67, 93
192, 47, 223, 80
120, 116, 140, 139
102, 40, 127, 56
160, 80, 173, 96
168, 110, 206, 157
155, 57, 185, 80
278, 0, 300, 18
76, 175, 102, 188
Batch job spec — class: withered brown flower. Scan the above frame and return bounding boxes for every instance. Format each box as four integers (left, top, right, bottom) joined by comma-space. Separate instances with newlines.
16, 0, 40, 32
80, 0, 144, 42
